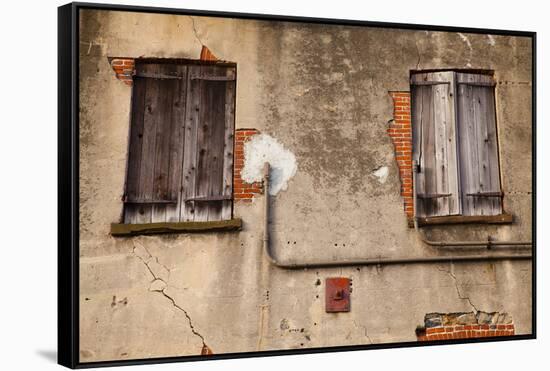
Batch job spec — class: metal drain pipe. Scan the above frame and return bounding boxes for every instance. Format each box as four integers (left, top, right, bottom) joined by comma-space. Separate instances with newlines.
261, 163, 531, 270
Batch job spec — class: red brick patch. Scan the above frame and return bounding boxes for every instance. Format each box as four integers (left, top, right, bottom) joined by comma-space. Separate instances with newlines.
388, 92, 413, 221
234, 129, 263, 202
110, 58, 135, 86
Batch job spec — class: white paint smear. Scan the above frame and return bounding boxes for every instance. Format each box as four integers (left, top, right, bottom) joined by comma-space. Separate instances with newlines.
373, 166, 389, 184
458, 33, 473, 51
241, 134, 297, 195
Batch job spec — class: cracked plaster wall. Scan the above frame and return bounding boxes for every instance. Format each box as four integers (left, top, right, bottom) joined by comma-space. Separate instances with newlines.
79, 9, 533, 362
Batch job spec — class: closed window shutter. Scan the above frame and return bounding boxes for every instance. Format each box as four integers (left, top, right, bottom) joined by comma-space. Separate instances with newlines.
456, 72, 502, 216
181, 65, 236, 222
411, 72, 461, 217
124, 63, 187, 223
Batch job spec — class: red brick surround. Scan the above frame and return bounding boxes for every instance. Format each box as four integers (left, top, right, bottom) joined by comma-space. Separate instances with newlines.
233, 129, 263, 202
388, 92, 413, 221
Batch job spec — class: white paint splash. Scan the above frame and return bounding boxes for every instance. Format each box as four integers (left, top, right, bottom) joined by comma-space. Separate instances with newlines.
458, 33, 473, 51
241, 134, 297, 195
487, 35, 496, 46
458, 33, 473, 67
372, 166, 389, 184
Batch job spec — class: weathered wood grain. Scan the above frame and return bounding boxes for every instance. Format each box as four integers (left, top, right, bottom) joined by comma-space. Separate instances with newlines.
124, 62, 236, 225
456, 72, 501, 216
111, 218, 243, 236
165, 64, 188, 222
222, 67, 236, 220
124, 74, 147, 224
181, 65, 201, 221
135, 64, 162, 223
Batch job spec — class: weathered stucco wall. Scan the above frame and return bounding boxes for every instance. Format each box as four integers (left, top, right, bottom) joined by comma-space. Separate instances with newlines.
79, 9, 532, 362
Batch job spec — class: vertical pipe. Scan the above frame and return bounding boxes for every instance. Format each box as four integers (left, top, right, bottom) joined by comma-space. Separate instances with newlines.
263, 163, 277, 265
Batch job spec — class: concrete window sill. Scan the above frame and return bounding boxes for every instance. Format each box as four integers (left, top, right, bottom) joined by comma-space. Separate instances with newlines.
410, 213, 513, 228
110, 218, 242, 237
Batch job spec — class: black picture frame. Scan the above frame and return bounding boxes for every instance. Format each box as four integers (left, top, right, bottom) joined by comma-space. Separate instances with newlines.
58, 2, 536, 368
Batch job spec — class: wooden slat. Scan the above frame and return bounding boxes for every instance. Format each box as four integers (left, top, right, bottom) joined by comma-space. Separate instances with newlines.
194, 66, 228, 221
191, 69, 235, 81
185, 195, 232, 202
410, 81, 450, 86
422, 82, 436, 216
411, 72, 460, 218
457, 81, 496, 87
165, 64, 188, 222
466, 191, 503, 197
433, 80, 448, 215
207, 78, 227, 221
180, 65, 201, 221
124, 76, 147, 223
456, 72, 501, 216
443, 72, 461, 216
150, 74, 175, 222
417, 193, 451, 199
193, 66, 211, 222
474, 83, 491, 215
458, 83, 476, 215
134, 72, 185, 79
124, 199, 176, 204
221, 67, 236, 220
412, 85, 426, 217
190, 75, 236, 81
135, 64, 162, 223
111, 218, 243, 236
483, 84, 502, 214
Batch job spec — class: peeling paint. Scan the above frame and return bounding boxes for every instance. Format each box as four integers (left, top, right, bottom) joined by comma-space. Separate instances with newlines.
458, 33, 473, 67
458, 33, 473, 51
372, 166, 389, 184
241, 133, 297, 195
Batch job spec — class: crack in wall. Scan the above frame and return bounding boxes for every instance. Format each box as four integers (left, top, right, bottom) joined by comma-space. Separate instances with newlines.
353, 320, 373, 344
414, 40, 422, 70
438, 265, 479, 313
189, 16, 204, 47
132, 241, 209, 349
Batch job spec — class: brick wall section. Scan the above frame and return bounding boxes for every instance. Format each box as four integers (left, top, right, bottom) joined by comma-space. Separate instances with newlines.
234, 129, 263, 202
200, 46, 219, 62
416, 312, 515, 341
110, 58, 135, 86
417, 323, 515, 341
388, 92, 413, 222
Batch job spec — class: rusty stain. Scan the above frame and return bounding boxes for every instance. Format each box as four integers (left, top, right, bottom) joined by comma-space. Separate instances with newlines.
201, 344, 213, 355
325, 277, 351, 313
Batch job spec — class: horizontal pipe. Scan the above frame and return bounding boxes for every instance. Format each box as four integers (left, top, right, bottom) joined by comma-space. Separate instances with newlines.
412, 160, 532, 249
421, 239, 532, 247
262, 163, 532, 270
265, 251, 532, 270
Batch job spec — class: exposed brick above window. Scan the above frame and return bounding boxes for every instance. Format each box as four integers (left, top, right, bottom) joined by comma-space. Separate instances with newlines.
200, 46, 219, 62
388, 92, 413, 222
109, 57, 135, 86
234, 129, 263, 202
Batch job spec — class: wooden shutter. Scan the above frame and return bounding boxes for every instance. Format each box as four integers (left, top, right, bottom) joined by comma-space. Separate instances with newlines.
180, 65, 236, 222
456, 72, 502, 216
124, 62, 236, 224
124, 63, 187, 223
411, 72, 461, 217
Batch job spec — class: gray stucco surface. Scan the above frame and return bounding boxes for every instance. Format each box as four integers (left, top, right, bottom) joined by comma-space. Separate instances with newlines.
78, 9, 532, 362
